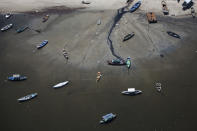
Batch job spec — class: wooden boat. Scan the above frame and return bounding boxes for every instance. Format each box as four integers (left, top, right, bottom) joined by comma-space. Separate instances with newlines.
107, 59, 126, 65
161, 0, 169, 15
8, 74, 27, 81
130, 1, 141, 13
121, 88, 142, 95
18, 93, 38, 102
53, 81, 69, 89
100, 113, 116, 124
37, 40, 48, 49
1, 24, 13, 32
167, 31, 181, 39
42, 15, 49, 22
146, 12, 157, 23
123, 33, 135, 42
16, 26, 28, 33
126, 57, 131, 69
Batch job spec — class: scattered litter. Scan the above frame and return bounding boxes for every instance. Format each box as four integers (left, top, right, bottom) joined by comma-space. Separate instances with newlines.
121, 88, 142, 95
155, 83, 162, 92
17, 93, 38, 102
96, 72, 102, 82
100, 113, 116, 124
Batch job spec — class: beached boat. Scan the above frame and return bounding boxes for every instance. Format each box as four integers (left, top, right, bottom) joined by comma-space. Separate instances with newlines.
107, 59, 126, 65
130, 1, 141, 13
167, 31, 181, 39
161, 0, 169, 15
5, 13, 11, 19
8, 74, 27, 81
37, 40, 48, 49
1, 24, 13, 32
17, 93, 38, 102
42, 15, 49, 22
123, 33, 135, 42
121, 88, 142, 95
146, 12, 157, 23
96, 72, 102, 82
53, 81, 69, 89
16, 26, 28, 33
81, 1, 91, 4
100, 113, 116, 124
126, 57, 131, 69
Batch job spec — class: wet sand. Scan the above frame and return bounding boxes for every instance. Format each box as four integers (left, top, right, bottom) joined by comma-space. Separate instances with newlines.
0, 8, 197, 131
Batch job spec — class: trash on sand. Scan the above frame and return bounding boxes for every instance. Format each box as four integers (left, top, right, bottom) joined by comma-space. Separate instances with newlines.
81, 0, 91, 4
53, 81, 69, 89
1, 24, 13, 32
42, 15, 49, 22
161, 0, 169, 15
155, 83, 162, 92
5, 13, 11, 19
130, 1, 141, 13
8, 74, 27, 81
126, 57, 131, 69
146, 12, 157, 23
17, 93, 38, 102
37, 40, 48, 49
16, 26, 28, 33
123, 33, 135, 42
100, 113, 116, 124
167, 31, 181, 39
107, 59, 126, 65
97, 19, 101, 25
121, 88, 142, 95
96, 72, 102, 82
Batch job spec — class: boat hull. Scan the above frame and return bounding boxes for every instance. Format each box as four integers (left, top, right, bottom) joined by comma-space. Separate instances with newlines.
123, 33, 135, 42
53, 81, 69, 88
18, 93, 38, 102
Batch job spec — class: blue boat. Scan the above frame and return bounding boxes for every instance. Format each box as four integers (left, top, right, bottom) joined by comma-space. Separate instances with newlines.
17, 93, 38, 102
8, 74, 27, 81
37, 40, 48, 49
130, 1, 141, 13
100, 113, 116, 124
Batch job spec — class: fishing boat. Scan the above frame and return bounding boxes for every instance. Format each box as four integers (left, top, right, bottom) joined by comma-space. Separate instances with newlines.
5, 13, 11, 19
167, 31, 181, 39
17, 93, 38, 102
53, 81, 69, 89
8, 74, 27, 81
161, 0, 169, 15
146, 12, 157, 23
37, 40, 48, 49
123, 33, 135, 42
107, 59, 126, 65
16, 26, 28, 33
1, 24, 13, 32
130, 1, 141, 13
121, 88, 142, 95
100, 113, 116, 124
81, 1, 91, 4
42, 15, 49, 22
126, 57, 131, 69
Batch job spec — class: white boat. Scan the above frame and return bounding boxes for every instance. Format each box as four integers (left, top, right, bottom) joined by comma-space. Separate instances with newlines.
5, 13, 11, 19
1, 24, 13, 32
121, 88, 142, 95
18, 93, 38, 102
53, 81, 69, 88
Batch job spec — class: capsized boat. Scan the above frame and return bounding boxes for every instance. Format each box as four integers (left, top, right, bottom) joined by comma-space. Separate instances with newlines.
100, 113, 116, 124
53, 81, 69, 88
37, 40, 48, 49
107, 59, 126, 65
8, 74, 27, 81
126, 57, 131, 69
17, 93, 38, 102
130, 1, 141, 13
1, 24, 13, 32
16, 26, 28, 33
42, 15, 49, 22
121, 88, 142, 95
123, 33, 135, 42
167, 31, 181, 39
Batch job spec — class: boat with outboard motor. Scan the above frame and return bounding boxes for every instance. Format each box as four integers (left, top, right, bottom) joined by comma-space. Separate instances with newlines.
121, 88, 142, 95
130, 1, 141, 13
100, 113, 116, 124
17, 93, 38, 102
8, 74, 27, 81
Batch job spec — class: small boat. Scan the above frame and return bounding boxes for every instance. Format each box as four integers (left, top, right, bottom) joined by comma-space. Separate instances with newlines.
16, 26, 28, 33
161, 0, 169, 15
1, 24, 13, 32
191, 7, 195, 18
121, 88, 142, 95
96, 72, 102, 82
97, 19, 101, 25
155, 83, 162, 92
146, 12, 157, 23
81, 1, 91, 4
17, 93, 38, 102
100, 113, 116, 124
123, 33, 135, 42
167, 31, 181, 39
8, 74, 27, 81
37, 40, 48, 49
130, 1, 141, 13
107, 59, 126, 65
126, 57, 131, 69
5, 13, 11, 19
42, 15, 49, 22
53, 81, 69, 89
